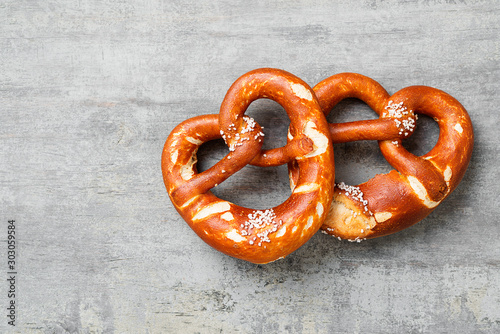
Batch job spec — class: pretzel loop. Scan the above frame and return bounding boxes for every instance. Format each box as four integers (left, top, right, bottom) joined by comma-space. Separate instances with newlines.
167, 114, 263, 206
162, 68, 335, 264
378, 86, 473, 204
219, 69, 322, 168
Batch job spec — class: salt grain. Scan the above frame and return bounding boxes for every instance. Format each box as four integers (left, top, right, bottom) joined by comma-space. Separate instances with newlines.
383, 100, 416, 138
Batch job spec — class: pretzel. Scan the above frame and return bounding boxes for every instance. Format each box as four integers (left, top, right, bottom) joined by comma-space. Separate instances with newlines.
161, 68, 335, 264
289, 73, 473, 241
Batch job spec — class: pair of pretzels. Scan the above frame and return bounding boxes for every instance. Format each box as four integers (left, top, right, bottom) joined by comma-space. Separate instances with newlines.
161, 68, 473, 264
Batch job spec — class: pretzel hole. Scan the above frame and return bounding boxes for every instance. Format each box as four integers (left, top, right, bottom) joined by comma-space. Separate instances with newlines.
334, 141, 391, 185
196, 138, 228, 171
400, 113, 439, 157
327, 98, 379, 123
244, 99, 290, 151
196, 103, 292, 209
198, 152, 291, 209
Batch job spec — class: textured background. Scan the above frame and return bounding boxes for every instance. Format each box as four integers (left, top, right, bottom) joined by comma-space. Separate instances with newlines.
1, 0, 499, 333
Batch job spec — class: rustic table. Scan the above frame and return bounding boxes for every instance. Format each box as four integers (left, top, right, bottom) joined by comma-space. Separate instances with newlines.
1, 0, 499, 333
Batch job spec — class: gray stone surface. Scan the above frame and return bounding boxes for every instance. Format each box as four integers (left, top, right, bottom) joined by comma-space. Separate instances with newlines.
1, 0, 499, 333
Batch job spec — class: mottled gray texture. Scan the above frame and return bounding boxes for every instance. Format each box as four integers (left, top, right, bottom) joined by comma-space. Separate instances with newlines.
1, 0, 499, 333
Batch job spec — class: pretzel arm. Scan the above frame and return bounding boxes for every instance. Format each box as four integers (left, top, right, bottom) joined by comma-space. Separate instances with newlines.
250, 136, 314, 167
329, 119, 402, 143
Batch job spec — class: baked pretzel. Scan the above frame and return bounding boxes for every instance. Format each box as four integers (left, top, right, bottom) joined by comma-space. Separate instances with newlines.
162, 68, 335, 264
289, 73, 474, 241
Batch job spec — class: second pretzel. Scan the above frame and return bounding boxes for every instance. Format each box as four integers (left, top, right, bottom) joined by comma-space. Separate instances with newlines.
161, 68, 474, 264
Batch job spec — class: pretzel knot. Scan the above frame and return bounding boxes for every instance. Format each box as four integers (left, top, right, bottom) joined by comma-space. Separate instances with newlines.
161, 68, 474, 264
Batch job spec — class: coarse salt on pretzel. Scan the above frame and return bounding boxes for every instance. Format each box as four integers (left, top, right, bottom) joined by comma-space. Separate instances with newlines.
303, 73, 474, 241
162, 68, 335, 264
